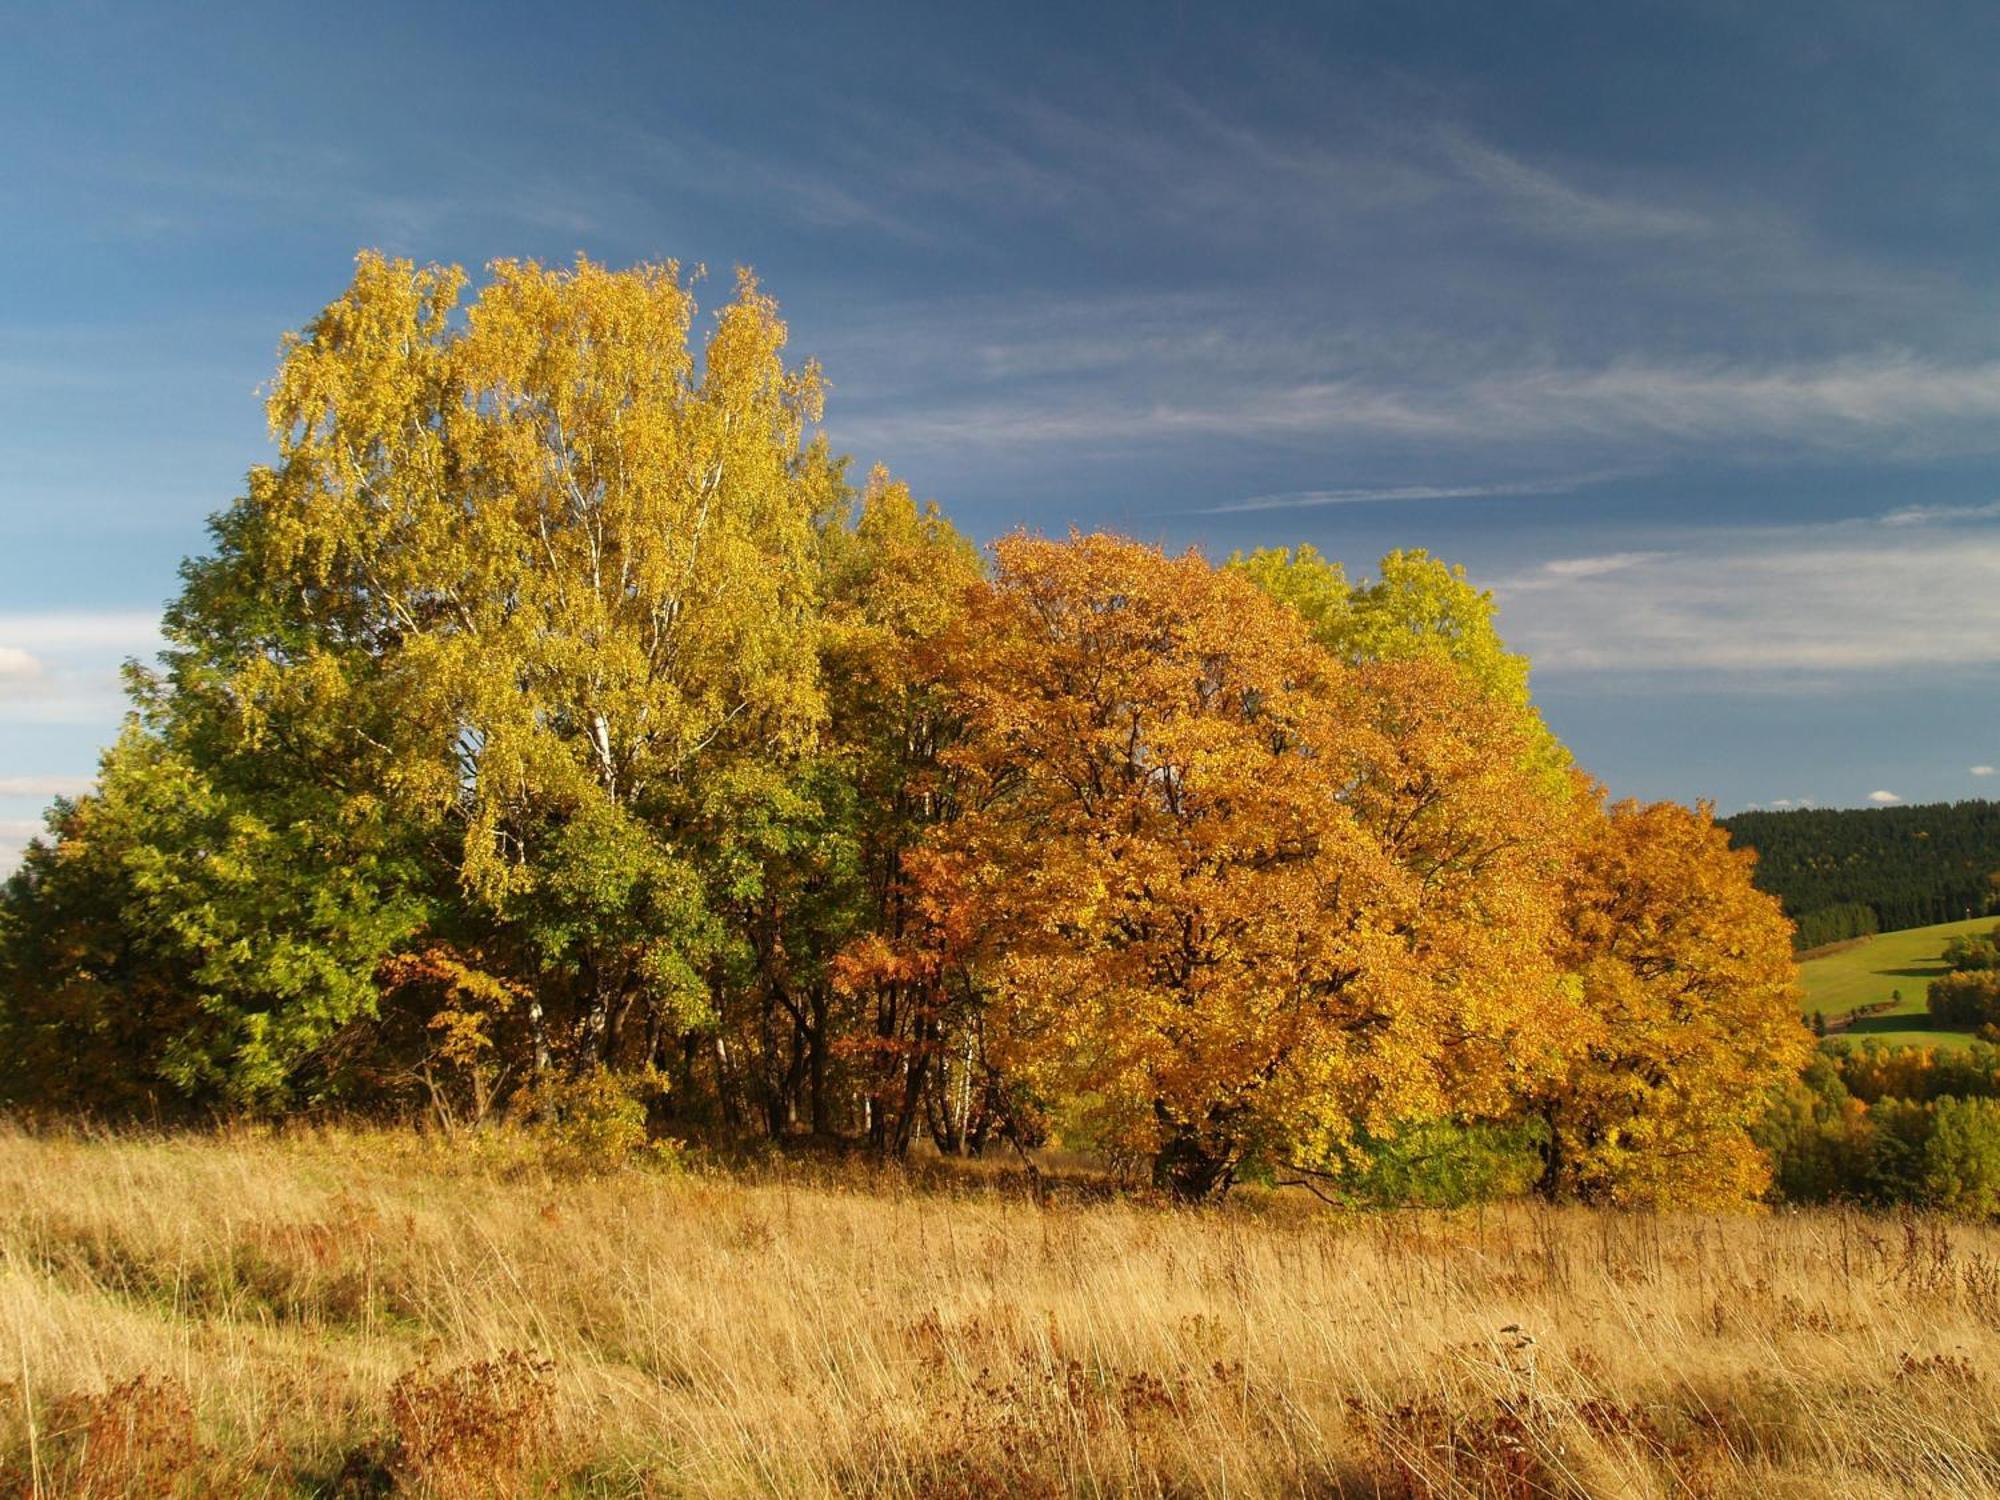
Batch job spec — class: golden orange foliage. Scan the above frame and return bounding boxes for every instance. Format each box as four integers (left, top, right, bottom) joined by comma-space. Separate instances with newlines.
897, 532, 1574, 1195
1542, 793, 1813, 1207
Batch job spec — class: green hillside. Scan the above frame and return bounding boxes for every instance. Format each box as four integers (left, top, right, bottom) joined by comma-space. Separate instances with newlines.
1799, 915, 1998, 1049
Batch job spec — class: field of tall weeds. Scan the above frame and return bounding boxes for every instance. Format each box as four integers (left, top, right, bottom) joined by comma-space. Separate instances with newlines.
5, 1125, 2000, 1497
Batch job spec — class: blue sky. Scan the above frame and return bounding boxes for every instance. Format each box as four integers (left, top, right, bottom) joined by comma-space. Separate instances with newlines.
4, 0, 1999, 867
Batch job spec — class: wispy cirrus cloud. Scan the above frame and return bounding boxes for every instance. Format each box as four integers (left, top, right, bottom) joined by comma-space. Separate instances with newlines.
1197, 473, 1619, 514
1497, 516, 2000, 681
835, 348, 2000, 465
1432, 128, 1717, 243
1879, 499, 2000, 526
53, 136, 610, 248
1536, 552, 1667, 579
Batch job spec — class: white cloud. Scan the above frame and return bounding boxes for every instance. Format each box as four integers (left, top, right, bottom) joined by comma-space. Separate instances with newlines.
0, 819, 44, 875
1540, 552, 1666, 579
1386, 355, 2000, 457
1973, 766, 1996, 777
0, 775, 93, 797
1498, 529, 2000, 676
0, 611, 162, 650
0, 646, 43, 681
0, 674, 135, 725
0, 611, 160, 727
1433, 128, 1714, 243
1868, 790, 1904, 805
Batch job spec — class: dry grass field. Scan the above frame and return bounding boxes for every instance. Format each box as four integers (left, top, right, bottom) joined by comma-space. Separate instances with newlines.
5, 1127, 2000, 1497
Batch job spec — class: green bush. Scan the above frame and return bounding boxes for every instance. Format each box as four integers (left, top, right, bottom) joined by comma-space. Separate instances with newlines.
1942, 930, 2000, 972
1931, 971, 2000, 1027
1754, 1055, 1871, 1204
513, 1067, 669, 1175
1922, 1097, 2000, 1217
1337, 1119, 1548, 1208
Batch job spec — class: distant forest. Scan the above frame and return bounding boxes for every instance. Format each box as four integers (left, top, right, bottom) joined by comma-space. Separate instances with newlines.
1721, 800, 2000, 949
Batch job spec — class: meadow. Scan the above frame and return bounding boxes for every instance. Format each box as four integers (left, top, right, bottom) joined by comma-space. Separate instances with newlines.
7, 1128, 2000, 1497
1800, 915, 1997, 1049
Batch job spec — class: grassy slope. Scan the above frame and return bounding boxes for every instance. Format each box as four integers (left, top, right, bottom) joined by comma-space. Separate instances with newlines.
1800, 914, 1997, 1050
5, 1128, 2000, 1496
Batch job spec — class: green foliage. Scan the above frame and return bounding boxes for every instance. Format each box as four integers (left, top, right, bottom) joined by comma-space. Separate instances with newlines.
1753, 1054, 1872, 1204
1921, 1096, 2000, 1217
1759, 1044, 2000, 1216
1930, 929, 2000, 1027
521, 801, 718, 1044
1334, 1120, 1549, 1209
1942, 927, 2000, 971
1793, 901, 1879, 951
1227, 544, 1569, 790
1222, 543, 1350, 643
0, 725, 428, 1111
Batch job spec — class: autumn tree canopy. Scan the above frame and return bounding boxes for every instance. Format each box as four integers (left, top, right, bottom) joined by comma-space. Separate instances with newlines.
885, 533, 1576, 1196
0, 252, 1807, 1205
1540, 794, 1811, 1207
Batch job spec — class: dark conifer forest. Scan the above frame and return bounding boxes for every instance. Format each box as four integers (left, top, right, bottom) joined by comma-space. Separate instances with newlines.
1721, 801, 2000, 949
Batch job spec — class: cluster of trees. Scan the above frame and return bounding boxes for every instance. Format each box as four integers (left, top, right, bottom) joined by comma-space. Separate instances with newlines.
1759, 1042, 2000, 1214
1928, 925, 2000, 1028
1720, 803, 2000, 949
0, 256, 1810, 1204
1790, 902, 1879, 953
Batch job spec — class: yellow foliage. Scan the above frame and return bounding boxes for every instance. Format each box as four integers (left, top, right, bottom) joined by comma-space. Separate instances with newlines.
253, 253, 838, 902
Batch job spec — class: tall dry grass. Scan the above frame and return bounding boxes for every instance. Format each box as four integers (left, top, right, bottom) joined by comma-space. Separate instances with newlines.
3, 1125, 2000, 1497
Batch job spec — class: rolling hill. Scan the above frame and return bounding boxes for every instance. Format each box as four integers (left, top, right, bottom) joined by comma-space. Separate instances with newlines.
1798, 914, 1998, 1049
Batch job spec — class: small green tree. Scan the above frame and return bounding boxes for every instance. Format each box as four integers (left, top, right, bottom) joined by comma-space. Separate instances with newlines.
1923, 1097, 2000, 1217
0, 725, 428, 1111
1932, 971, 2000, 1028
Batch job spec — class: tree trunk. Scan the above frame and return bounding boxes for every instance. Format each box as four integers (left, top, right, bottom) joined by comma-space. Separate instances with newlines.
891, 1036, 930, 1157
1151, 1114, 1236, 1201
1536, 1108, 1568, 1202
807, 988, 830, 1136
